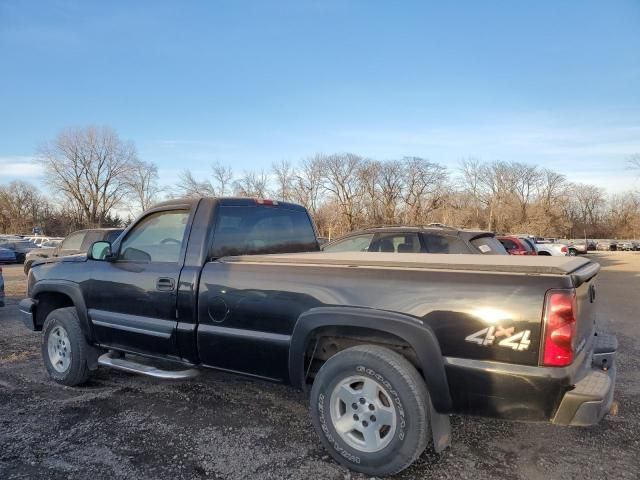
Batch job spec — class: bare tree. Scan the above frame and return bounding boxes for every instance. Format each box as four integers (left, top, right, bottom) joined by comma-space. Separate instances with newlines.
458, 157, 484, 226
212, 161, 234, 196
38, 126, 138, 226
358, 160, 382, 224
628, 154, 640, 171
272, 159, 295, 201
539, 169, 567, 208
0, 181, 47, 233
126, 160, 160, 213
291, 155, 324, 216
175, 170, 216, 198
571, 182, 605, 237
233, 170, 269, 198
401, 157, 448, 224
510, 162, 542, 223
478, 160, 519, 232
321, 153, 365, 232
377, 160, 405, 224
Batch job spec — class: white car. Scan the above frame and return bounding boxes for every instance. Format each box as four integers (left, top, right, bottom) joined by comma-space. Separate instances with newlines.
535, 241, 568, 256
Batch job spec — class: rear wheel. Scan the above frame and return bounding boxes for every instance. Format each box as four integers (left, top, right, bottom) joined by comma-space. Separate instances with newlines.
310, 345, 431, 476
42, 307, 91, 386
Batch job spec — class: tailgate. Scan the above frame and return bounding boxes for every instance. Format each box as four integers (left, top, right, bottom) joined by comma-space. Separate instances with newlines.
572, 262, 600, 354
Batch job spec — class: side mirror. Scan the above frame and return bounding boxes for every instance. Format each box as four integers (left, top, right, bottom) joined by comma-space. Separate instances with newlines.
88, 241, 113, 261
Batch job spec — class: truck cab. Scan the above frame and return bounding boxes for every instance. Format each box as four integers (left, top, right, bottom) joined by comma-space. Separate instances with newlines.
25, 197, 319, 364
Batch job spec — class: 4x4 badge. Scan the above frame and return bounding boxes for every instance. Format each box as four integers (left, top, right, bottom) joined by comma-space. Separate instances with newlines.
465, 326, 531, 351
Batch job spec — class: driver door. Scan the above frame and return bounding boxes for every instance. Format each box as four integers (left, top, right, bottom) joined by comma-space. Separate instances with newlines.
87, 209, 191, 357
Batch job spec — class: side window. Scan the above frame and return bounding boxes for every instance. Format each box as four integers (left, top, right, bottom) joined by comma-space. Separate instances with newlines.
60, 232, 85, 251
119, 210, 189, 263
423, 234, 470, 254
80, 230, 103, 251
323, 234, 374, 253
370, 233, 422, 253
499, 238, 517, 251
521, 238, 536, 253
105, 230, 123, 243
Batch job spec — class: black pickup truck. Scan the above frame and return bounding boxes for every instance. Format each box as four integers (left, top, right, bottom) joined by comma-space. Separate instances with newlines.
19, 197, 617, 476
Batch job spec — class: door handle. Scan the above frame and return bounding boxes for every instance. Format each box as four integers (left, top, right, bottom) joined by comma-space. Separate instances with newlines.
156, 277, 175, 291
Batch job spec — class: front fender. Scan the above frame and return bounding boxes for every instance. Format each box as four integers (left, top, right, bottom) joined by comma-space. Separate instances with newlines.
289, 306, 452, 413
30, 279, 93, 341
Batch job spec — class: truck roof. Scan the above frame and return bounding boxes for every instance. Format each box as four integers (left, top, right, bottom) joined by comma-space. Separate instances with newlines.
150, 197, 308, 211
222, 251, 596, 276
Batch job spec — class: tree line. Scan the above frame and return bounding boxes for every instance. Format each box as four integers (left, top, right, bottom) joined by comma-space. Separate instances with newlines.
1, 126, 639, 240
176, 154, 640, 240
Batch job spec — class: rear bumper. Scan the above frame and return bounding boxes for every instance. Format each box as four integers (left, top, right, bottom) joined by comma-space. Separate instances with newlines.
444, 332, 618, 423
552, 333, 617, 426
19, 298, 37, 330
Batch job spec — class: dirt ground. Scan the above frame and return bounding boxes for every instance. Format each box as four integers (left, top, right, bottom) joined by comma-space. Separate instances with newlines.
1, 253, 639, 479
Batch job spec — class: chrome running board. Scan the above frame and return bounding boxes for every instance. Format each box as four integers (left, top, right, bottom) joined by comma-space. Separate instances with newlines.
98, 352, 200, 379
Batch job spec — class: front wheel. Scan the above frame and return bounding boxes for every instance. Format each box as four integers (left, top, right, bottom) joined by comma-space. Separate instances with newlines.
42, 307, 91, 386
310, 345, 431, 476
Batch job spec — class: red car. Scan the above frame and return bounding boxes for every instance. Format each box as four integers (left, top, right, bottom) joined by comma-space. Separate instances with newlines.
497, 235, 538, 255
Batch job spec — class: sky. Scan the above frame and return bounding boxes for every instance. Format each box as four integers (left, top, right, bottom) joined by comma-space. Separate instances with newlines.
1, 0, 640, 193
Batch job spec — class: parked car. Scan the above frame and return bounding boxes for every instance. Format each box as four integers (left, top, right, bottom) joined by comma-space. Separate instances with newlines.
534, 241, 569, 256
0, 239, 39, 263
322, 225, 508, 255
0, 265, 4, 307
24, 228, 124, 274
0, 247, 17, 264
566, 241, 589, 256
497, 235, 537, 255
618, 240, 635, 251
20, 197, 617, 476
595, 240, 618, 251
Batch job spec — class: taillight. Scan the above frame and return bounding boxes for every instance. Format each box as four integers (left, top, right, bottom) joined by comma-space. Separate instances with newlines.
561, 246, 568, 254
542, 290, 577, 367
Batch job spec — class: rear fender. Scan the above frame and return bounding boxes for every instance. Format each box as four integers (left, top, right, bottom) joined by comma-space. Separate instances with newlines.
289, 306, 452, 413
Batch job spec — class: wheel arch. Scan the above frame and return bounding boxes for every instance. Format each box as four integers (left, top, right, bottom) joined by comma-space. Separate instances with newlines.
31, 280, 92, 340
289, 306, 452, 413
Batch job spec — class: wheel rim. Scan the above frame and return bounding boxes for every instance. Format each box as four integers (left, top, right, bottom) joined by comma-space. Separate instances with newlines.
47, 325, 71, 373
329, 375, 397, 453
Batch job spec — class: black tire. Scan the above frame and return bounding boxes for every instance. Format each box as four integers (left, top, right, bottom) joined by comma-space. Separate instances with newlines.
310, 345, 430, 476
41, 307, 91, 386
538, 251, 551, 256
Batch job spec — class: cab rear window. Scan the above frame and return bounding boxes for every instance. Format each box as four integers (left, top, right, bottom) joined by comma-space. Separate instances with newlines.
210, 205, 319, 258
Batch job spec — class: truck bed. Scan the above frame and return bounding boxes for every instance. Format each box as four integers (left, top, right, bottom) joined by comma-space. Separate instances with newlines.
222, 251, 594, 276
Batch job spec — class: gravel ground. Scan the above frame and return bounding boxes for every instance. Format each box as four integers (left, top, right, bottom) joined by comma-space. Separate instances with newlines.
1, 253, 639, 479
